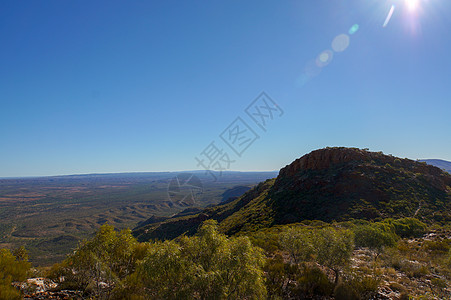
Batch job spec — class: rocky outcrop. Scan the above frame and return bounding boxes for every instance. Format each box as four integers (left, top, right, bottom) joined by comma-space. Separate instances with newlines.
279, 147, 372, 175
13, 278, 83, 299
134, 147, 451, 240
279, 147, 446, 178
276, 147, 451, 191
270, 148, 451, 224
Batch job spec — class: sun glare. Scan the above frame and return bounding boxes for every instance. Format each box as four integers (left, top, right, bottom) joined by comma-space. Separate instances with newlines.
405, 0, 420, 12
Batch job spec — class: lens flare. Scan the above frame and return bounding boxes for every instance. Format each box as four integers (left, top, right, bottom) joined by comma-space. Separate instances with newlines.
349, 24, 360, 35
383, 5, 396, 27
316, 50, 334, 68
305, 60, 322, 78
332, 34, 350, 52
405, 0, 420, 12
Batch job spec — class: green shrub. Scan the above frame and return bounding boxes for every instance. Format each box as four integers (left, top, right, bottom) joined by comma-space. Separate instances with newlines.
354, 224, 397, 251
334, 282, 359, 300
384, 218, 427, 238
123, 220, 267, 299
382, 248, 405, 270
430, 277, 446, 289
280, 226, 354, 284
399, 293, 410, 300
48, 224, 148, 296
248, 229, 281, 254
398, 260, 429, 278
314, 227, 355, 285
357, 276, 380, 294
279, 226, 315, 264
334, 275, 380, 300
0, 247, 31, 300
423, 239, 450, 254
264, 255, 300, 299
264, 255, 288, 298
295, 265, 333, 297
264, 258, 334, 299
389, 282, 407, 294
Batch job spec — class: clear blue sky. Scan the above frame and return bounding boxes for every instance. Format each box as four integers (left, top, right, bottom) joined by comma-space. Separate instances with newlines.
1, 0, 450, 177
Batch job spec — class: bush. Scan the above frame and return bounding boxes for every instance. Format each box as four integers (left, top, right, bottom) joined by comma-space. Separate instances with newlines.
279, 226, 354, 285
0, 247, 31, 300
121, 220, 267, 299
399, 260, 429, 278
49, 224, 148, 297
264, 255, 287, 298
314, 227, 355, 284
264, 258, 333, 299
384, 218, 427, 238
399, 293, 410, 300
295, 265, 333, 297
423, 239, 450, 254
353, 224, 397, 251
279, 226, 315, 264
264, 254, 299, 299
248, 229, 281, 254
389, 282, 407, 294
334, 282, 359, 300
334, 275, 380, 300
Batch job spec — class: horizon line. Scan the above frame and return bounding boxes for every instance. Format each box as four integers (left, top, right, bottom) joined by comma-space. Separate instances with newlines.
0, 169, 280, 180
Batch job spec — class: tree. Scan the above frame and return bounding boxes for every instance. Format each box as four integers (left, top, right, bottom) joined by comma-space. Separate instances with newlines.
50, 224, 147, 298
182, 220, 266, 299
133, 240, 195, 299
264, 254, 290, 298
313, 227, 354, 285
279, 226, 315, 264
0, 248, 31, 300
129, 220, 266, 299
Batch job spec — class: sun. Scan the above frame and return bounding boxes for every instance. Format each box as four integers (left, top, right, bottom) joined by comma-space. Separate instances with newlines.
405, 0, 420, 12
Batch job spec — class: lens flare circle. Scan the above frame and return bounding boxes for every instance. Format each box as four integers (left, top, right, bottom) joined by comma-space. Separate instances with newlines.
305, 59, 322, 78
316, 50, 334, 68
332, 34, 350, 52
349, 24, 359, 35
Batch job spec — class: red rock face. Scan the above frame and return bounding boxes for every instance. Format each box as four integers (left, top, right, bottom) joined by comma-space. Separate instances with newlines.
279, 148, 371, 177
136, 147, 451, 240
270, 147, 451, 223
277, 147, 450, 185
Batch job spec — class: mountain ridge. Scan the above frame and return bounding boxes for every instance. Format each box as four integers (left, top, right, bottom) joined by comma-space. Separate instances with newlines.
421, 159, 451, 173
133, 147, 451, 242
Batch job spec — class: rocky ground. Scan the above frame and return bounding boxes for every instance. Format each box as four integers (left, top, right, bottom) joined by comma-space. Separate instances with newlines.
349, 229, 450, 299
13, 278, 82, 299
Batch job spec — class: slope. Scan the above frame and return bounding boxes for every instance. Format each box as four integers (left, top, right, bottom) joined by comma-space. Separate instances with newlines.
133, 148, 451, 241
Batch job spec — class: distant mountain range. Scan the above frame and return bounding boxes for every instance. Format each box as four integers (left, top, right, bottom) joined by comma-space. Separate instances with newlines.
421, 159, 451, 173
133, 147, 451, 241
